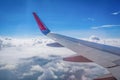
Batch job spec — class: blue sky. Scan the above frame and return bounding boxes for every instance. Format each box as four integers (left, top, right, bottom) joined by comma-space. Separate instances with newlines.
0, 0, 120, 38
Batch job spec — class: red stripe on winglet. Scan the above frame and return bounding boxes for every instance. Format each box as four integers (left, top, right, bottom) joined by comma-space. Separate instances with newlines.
33, 12, 46, 30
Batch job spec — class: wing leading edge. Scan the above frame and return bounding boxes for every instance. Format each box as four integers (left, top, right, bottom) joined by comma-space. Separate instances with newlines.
33, 12, 120, 80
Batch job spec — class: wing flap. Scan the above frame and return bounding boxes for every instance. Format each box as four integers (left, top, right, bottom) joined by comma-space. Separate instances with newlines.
108, 66, 120, 80
94, 73, 117, 80
63, 55, 92, 62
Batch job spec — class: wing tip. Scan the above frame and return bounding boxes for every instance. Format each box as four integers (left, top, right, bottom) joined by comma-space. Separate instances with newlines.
33, 12, 50, 35
32, 12, 36, 15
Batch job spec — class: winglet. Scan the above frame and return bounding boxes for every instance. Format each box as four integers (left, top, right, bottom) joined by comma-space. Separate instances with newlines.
33, 12, 50, 35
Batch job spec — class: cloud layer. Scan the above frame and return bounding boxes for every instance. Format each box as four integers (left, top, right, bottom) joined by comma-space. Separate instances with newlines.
0, 37, 120, 80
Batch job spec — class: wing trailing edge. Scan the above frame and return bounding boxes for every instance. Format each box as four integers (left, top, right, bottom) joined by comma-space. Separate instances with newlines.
94, 73, 117, 80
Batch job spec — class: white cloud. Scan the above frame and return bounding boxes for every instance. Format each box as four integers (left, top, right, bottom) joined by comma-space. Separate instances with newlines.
22, 72, 35, 77
91, 25, 120, 29
30, 65, 43, 72
69, 75, 76, 80
0, 37, 120, 80
112, 11, 120, 15
101, 39, 120, 47
0, 64, 16, 70
22, 65, 43, 77
38, 68, 58, 80
89, 35, 100, 42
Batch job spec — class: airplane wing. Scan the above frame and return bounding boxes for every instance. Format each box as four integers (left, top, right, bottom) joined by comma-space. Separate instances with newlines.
33, 12, 120, 80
